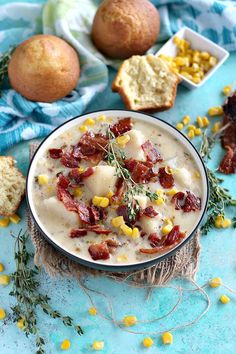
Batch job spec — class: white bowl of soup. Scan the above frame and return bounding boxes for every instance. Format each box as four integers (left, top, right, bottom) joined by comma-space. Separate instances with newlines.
27, 110, 209, 271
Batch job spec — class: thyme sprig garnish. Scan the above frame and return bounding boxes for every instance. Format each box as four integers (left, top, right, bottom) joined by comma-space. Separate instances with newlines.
200, 132, 236, 234
0, 47, 14, 95
10, 230, 83, 354
232, 216, 236, 228
106, 128, 158, 220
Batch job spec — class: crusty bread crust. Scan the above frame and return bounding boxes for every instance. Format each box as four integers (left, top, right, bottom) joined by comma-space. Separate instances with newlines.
112, 55, 181, 111
0, 156, 25, 216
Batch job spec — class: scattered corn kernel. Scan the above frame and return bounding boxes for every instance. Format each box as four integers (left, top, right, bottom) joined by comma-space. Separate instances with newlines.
111, 216, 125, 228
79, 125, 88, 133
195, 128, 202, 136
222, 218, 232, 228
0, 263, 4, 272
176, 123, 184, 130
73, 187, 83, 197
215, 215, 224, 228
209, 56, 217, 67
192, 76, 201, 84
123, 315, 137, 327
175, 56, 189, 66
197, 116, 204, 128
193, 170, 201, 179
120, 224, 133, 237
0, 218, 10, 228
188, 129, 195, 139
162, 332, 173, 345
143, 337, 154, 348
209, 277, 222, 288
212, 122, 222, 134
88, 307, 97, 316
202, 116, 210, 127
116, 134, 130, 148
60, 339, 71, 350
117, 254, 128, 262
0, 308, 6, 320
162, 224, 173, 235
166, 188, 178, 196
187, 124, 197, 131
0, 275, 10, 286
200, 51, 210, 60
182, 115, 191, 125
173, 36, 181, 45
92, 196, 109, 208
17, 318, 25, 329
164, 218, 173, 225
220, 294, 230, 304
92, 341, 104, 351
85, 118, 95, 126
9, 214, 21, 224
132, 227, 140, 239
180, 71, 193, 80
97, 115, 106, 122
99, 197, 109, 208
223, 85, 232, 96
78, 167, 85, 173
155, 197, 165, 205
92, 196, 103, 206
208, 106, 223, 116
37, 174, 49, 185
46, 186, 54, 194
106, 191, 114, 199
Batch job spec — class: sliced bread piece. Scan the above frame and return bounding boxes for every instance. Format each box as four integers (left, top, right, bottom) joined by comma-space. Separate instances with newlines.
112, 54, 181, 111
0, 156, 25, 216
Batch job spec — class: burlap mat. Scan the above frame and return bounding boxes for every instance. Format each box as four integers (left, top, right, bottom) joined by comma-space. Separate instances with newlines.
28, 142, 200, 285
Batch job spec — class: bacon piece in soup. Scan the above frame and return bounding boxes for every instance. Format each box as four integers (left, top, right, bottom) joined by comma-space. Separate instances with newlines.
148, 233, 161, 247
182, 191, 201, 212
142, 206, 158, 218
88, 242, 110, 260
164, 225, 185, 246
110, 117, 133, 137
125, 159, 157, 183
141, 140, 162, 163
60, 152, 79, 168
158, 167, 174, 189
171, 192, 185, 210
48, 148, 63, 159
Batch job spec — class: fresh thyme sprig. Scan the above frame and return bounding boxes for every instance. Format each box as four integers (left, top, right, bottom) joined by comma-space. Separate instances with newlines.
200, 132, 236, 234
10, 230, 83, 354
106, 128, 158, 221
232, 216, 236, 228
0, 47, 14, 95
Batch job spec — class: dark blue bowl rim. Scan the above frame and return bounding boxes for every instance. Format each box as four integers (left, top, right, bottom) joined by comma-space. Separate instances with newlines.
26, 109, 209, 272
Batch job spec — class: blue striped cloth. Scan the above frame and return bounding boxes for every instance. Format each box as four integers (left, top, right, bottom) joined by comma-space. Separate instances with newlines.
1, 0, 236, 152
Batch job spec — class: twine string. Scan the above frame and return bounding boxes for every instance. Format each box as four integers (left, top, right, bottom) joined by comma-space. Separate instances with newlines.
78, 276, 211, 336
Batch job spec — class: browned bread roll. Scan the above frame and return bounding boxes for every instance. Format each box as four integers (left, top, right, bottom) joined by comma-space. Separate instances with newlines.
8, 34, 80, 103
92, 0, 160, 59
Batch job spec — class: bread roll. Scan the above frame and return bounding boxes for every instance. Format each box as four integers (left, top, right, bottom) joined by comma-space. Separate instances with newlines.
92, 0, 160, 59
0, 156, 25, 216
8, 35, 80, 102
112, 55, 181, 111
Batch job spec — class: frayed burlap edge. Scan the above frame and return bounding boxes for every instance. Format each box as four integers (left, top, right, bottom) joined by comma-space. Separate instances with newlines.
28, 142, 200, 285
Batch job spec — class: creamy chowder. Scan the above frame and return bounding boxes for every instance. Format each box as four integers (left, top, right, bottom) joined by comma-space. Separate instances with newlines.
32, 115, 203, 265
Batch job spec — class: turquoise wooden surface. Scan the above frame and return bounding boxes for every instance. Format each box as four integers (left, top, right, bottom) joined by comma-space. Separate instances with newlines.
1, 48, 236, 354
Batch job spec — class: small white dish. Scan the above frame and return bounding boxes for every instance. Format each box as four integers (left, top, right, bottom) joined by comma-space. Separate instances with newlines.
156, 26, 229, 90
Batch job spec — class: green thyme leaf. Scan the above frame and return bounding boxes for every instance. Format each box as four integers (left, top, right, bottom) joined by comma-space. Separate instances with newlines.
10, 230, 83, 353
